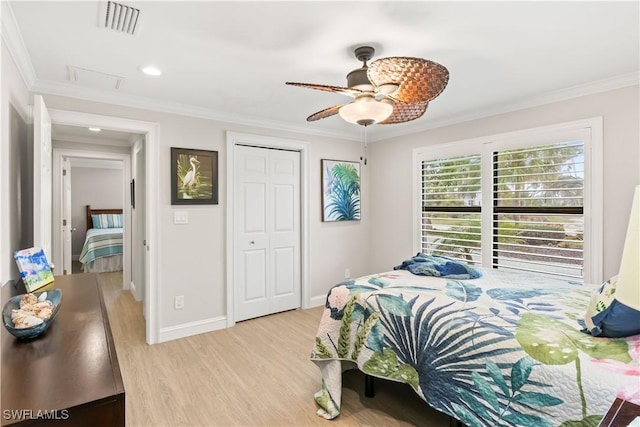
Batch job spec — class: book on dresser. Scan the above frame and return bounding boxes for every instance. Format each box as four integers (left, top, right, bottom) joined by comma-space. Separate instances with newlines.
13, 247, 55, 293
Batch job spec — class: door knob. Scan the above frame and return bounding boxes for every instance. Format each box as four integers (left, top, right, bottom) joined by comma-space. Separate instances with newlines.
250, 241, 255, 244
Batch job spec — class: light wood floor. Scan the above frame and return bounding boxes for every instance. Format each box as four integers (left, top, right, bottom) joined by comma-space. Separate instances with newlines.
99, 272, 451, 426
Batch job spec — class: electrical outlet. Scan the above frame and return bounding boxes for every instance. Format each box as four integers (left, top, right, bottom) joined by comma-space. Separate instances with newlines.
174, 295, 184, 310
345, 268, 351, 279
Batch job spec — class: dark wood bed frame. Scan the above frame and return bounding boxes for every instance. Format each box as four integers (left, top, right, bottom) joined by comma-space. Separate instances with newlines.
364, 375, 464, 427
86, 205, 123, 229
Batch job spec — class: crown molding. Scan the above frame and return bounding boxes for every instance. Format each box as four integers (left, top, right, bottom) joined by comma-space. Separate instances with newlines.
368, 71, 640, 142
33, 71, 640, 144
31, 79, 360, 142
1, 2, 36, 88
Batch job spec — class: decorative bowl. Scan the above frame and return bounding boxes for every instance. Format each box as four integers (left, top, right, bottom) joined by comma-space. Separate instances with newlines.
2, 289, 62, 339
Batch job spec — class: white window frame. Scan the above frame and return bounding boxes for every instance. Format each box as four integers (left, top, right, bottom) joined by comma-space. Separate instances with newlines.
413, 117, 603, 284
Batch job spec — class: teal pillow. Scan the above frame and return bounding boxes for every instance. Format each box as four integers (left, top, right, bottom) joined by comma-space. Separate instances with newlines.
582, 275, 640, 338
91, 214, 123, 229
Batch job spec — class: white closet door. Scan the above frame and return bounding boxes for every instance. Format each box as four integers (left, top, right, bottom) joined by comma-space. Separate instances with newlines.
234, 145, 300, 321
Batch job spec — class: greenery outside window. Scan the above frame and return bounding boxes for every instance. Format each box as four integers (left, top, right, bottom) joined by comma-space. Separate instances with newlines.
416, 119, 602, 283
492, 141, 584, 277
422, 154, 482, 263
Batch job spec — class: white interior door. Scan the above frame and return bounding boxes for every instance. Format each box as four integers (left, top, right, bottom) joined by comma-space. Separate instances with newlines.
33, 95, 53, 269
62, 158, 72, 274
234, 145, 300, 321
132, 142, 146, 306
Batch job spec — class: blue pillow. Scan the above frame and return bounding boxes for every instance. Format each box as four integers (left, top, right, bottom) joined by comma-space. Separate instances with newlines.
582, 276, 640, 338
92, 214, 123, 229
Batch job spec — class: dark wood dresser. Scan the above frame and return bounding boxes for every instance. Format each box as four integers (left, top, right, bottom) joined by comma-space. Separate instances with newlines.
1, 273, 125, 426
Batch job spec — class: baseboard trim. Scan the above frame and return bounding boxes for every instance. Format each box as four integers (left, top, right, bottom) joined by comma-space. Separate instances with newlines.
158, 316, 227, 343
130, 281, 140, 301
309, 294, 326, 308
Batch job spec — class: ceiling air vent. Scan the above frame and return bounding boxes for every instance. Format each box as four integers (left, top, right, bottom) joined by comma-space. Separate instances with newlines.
68, 66, 125, 90
101, 1, 141, 35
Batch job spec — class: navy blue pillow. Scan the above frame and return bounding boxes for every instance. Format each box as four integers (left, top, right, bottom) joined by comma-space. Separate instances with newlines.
582, 276, 640, 338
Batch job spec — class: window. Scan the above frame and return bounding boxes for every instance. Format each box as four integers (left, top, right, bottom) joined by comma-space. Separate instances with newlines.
492, 141, 584, 277
422, 154, 482, 263
415, 119, 602, 283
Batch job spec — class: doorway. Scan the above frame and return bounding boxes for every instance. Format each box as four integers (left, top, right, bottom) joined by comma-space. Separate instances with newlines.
53, 149, 131, 279
48, 107, 159, 344
225, 132, 310, 326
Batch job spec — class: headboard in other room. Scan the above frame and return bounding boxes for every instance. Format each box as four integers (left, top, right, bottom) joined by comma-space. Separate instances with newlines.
86, 205, 123, 230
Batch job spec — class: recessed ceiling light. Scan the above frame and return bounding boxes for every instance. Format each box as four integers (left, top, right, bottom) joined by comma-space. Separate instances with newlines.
141, 66, 162, 76
89, 127, 101, 132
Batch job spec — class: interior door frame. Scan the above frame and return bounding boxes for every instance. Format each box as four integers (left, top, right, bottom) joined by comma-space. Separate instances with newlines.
52, 149, 131, 284
226, 131, 310, 327
131, 137, 145, 303
61, 157, 71, 275
48, 108, 160, 344
33, 95, 53, 264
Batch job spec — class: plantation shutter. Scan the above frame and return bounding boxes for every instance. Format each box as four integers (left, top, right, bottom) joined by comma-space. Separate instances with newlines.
492, 141, 584, 278
421, 154, 482, 264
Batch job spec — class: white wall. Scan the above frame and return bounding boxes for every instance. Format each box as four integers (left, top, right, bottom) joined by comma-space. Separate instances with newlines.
70, 166, 123, 256
39, 93, 370, 331
368, 85, 640, 282
54, 139, 131, 155
1, 39, 31, 283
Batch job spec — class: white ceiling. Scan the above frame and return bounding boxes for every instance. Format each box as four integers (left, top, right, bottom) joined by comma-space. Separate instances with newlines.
6, 1, 640, 141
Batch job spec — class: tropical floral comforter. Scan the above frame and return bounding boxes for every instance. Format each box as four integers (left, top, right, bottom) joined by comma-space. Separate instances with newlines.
311, 268, 640, 426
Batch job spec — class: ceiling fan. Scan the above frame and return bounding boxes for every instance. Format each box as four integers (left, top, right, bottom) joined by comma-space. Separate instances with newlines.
286, 46, 449, 126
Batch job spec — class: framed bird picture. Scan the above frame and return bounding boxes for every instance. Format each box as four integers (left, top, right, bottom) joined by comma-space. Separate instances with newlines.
171, 147, 219, 205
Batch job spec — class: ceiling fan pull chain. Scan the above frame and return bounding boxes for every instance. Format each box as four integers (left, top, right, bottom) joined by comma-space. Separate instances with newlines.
364, 125, 368, 165
360, 126, 364, 163
360, 125, 368, 166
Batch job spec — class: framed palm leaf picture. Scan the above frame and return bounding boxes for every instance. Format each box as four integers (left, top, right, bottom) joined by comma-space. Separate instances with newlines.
171, 147, 218, 205
321, 159, 361, 221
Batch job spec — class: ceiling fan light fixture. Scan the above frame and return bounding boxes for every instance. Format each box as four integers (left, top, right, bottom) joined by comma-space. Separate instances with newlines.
339, 95, 393, 126
287, 45, 449, 126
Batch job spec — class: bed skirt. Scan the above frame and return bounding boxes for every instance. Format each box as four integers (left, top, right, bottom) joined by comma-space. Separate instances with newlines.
82, 255, 123, 273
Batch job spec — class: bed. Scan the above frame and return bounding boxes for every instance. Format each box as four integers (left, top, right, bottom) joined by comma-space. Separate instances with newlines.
78, 205, 124, 273
311, 261, 640, 425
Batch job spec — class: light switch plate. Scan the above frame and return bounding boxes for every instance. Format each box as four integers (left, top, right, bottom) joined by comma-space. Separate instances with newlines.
174, 211, 188, 224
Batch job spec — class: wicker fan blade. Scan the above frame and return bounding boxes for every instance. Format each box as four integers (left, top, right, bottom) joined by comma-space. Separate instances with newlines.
379, 102, 429, 124
368, 57, 449, 104
286, 82, 362, 98
306, 104, 345, 122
